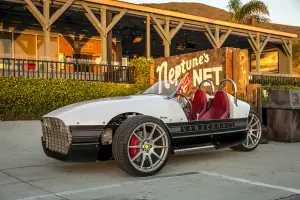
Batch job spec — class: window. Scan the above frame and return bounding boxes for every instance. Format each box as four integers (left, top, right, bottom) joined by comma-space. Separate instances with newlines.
250, 50, 279, 73
37, 35, 58, 61
14, 33, 37, 60
0, 32, 12, 58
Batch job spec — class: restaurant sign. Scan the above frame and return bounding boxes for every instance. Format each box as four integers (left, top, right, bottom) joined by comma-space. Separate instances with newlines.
153, 47, 249, 96
153, 48, 227, 94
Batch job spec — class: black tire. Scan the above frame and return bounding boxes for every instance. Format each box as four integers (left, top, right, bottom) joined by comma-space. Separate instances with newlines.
112, 115, 171, 177
231, 110, 262, 152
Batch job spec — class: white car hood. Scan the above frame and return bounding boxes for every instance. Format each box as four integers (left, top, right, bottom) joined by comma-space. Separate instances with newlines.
43, 94, 188, 126
45, 95, 157, 115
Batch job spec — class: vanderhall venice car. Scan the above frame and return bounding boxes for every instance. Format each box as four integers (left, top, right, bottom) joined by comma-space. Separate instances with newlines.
40, 74, 262, 177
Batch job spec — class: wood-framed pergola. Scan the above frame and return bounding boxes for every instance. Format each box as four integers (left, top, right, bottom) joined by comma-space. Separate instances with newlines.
1, 0, 298, 74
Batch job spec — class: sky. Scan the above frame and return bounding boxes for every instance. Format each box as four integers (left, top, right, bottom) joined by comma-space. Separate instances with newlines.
121, 0, 300, 27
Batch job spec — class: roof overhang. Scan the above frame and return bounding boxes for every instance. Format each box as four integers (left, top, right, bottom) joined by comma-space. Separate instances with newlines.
3, 0, 297, 39
84, 0, 297, 39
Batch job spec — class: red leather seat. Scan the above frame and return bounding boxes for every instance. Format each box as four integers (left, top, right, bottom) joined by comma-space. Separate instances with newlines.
200, 91, 229, 120
189, 89, 208, 120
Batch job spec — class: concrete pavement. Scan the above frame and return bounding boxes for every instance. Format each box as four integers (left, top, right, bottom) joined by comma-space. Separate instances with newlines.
1, 120, 300, 200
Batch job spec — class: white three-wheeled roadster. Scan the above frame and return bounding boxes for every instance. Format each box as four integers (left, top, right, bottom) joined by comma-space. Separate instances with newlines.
40, 75, 262, 177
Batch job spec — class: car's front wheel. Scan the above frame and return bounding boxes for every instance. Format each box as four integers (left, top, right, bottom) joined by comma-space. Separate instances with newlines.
231, 110, 262, 152
112, 115, 171, 177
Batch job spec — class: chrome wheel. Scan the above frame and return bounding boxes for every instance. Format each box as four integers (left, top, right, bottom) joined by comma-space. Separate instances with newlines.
242, 112, 262, 149
127, 122, 169, 173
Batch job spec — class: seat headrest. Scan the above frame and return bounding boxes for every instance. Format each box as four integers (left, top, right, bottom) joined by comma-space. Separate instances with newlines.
199, 90, 229, 120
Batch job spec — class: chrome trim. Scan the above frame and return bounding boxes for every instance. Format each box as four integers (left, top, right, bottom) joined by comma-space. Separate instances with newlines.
218, 79, 238, 106
172, 128, 248, 139
199, 80, 215, 95
174, 145, 216, 154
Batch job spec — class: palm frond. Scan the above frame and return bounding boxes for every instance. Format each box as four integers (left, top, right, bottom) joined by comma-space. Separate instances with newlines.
227, 0, 242, 22
241, 0, 270, 17
227, 0, 242, 13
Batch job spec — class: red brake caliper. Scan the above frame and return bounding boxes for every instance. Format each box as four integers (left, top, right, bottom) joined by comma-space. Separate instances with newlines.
129, 136, 139, 158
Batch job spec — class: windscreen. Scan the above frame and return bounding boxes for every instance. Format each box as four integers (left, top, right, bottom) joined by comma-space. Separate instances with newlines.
142, 73, 192, 97
142, 80, 180, 97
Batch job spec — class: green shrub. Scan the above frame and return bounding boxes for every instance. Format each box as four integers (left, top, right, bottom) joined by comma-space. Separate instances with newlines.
262, 84, 300, 91
130, 57, 153, 90
0, 57, 152, 121
0, 77, 139, 121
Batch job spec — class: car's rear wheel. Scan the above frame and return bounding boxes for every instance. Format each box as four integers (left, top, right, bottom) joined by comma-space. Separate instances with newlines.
231, 110, 262, 152
112, 115, 171, 177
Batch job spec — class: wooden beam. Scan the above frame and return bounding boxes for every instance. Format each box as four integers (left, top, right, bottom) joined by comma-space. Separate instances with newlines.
84, 13, 103, 34
247, 33, 271, 74
153, 25, 166, 43
82, 3, 105, 34
248, 32, 259, 51
204, 25, 218, 46
260, 34, 271, 52
48, 0, 75, 28
288, 40, 293, 74
106, 9, 127, 34
164, 17, 170, 57
247, 38, 257, 54
101, 7, 107, 64
86, 0, 297, 38
150, 13, 170, 44
282, 43, 289, 57
167, 17, 288, 41
281, 38, 293, 74
219, 28, 232, 47
282, 38, 292, 56
24, 0, 46, 26
204, 25, 231, 49
255, 51, 261, 74
247, 34, 262, 74
215, 26, 220, 45
146, 14, 151, 59
205, 32, 217, 50
18, 0, 297, 39
169, 20, 184, 40
107, 11, 113, 66
18, 0, 297, 43
256, 33, 261, 49
254, 34, 261, 74
44, 0, 50, 60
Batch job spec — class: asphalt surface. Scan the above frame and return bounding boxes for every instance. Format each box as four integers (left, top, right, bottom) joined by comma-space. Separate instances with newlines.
1, 120, 300, 200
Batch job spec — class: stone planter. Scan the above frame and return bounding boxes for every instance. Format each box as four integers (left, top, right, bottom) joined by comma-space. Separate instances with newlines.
264, 89, 300, 143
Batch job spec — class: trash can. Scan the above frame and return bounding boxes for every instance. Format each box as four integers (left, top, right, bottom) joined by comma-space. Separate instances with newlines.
264, 89, 300, 143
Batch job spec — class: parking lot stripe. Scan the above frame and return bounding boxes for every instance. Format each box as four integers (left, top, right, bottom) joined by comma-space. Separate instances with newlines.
16, 170, 300, 200
200, 171, 300, 194
16, 172, 198, 200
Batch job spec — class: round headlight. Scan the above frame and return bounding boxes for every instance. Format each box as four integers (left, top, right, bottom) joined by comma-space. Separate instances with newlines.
101, 128, 113, 145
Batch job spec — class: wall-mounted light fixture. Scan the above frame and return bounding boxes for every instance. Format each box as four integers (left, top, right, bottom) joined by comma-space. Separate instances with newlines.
133, 35, 143, 43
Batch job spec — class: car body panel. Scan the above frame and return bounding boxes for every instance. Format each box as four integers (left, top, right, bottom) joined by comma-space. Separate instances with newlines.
43, 93, 250, 127
43, 94, 189, 126
227, 94, 250, 119
40, 81, 252, 163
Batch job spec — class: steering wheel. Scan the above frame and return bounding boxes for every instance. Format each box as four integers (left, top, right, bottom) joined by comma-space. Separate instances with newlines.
174, 93, 192, 113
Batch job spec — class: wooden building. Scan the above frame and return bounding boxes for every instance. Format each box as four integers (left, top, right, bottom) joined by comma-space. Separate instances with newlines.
0, 0, 298, 74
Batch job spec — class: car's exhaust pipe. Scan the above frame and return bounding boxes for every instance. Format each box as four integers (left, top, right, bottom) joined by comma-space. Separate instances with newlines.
174, 144, 216, 155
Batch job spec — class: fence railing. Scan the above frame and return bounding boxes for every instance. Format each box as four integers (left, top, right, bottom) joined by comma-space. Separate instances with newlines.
249, 73, 300, 86
0, 58, 135, 83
